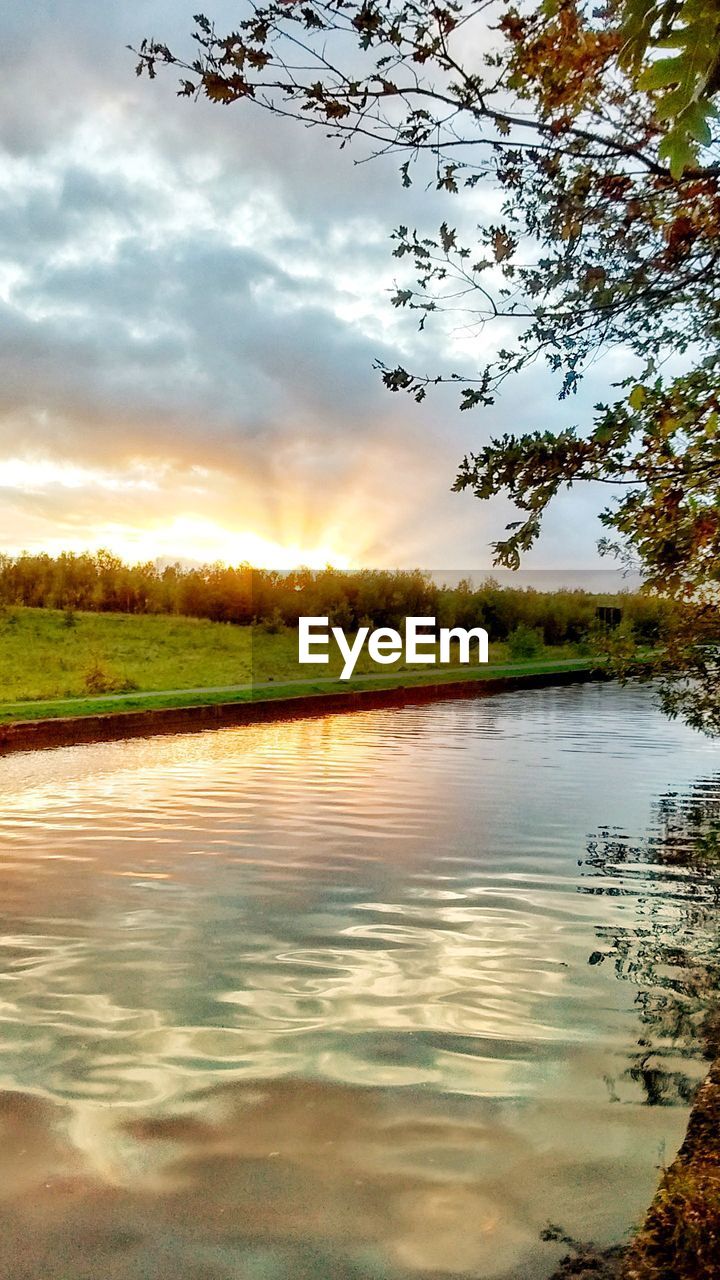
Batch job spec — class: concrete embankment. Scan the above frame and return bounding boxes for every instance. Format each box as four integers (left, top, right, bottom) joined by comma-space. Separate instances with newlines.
0, 665, 607, 755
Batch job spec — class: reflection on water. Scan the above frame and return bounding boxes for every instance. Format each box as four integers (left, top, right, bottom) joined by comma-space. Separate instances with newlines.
583, 775, 720, 1108
0, 683, 718, 1279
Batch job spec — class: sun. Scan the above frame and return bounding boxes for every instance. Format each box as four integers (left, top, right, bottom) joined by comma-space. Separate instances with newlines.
47, 517, 352, 570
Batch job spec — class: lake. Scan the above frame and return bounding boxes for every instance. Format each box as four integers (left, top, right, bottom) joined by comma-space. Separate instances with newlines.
0, 682, 719, 1279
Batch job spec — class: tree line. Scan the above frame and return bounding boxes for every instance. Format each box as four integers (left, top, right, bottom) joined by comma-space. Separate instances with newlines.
0, 551, 672, 647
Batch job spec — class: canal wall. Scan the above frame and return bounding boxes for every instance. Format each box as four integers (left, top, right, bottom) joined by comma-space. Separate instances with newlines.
0, 666, 609, 755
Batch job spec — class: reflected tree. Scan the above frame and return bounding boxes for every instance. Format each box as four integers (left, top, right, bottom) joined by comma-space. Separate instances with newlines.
581, 775, 720, 1106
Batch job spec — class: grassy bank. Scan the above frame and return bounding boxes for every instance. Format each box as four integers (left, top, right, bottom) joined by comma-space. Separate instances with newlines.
0, 658, 597, 723
0, 608, 253, 700
0, 607, 595, 724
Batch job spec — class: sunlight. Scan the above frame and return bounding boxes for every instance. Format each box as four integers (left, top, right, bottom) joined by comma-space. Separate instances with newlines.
151, 518, 353, 569
30, 517, 353, 570
0, 434, 452, 570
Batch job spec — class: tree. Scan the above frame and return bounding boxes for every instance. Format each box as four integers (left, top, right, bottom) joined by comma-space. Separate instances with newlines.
133, 0, 720, 728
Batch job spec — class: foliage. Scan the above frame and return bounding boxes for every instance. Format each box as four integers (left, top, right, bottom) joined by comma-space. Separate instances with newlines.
621, 0, 720, 176
507, 622, 544, 658
0, 550, 671, 641
456, 363, 720, 593
625, 1163, 720, 1280
132, 0, 720, 414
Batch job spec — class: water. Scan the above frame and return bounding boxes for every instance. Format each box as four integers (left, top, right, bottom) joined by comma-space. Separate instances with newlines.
0, 682, 719, 1279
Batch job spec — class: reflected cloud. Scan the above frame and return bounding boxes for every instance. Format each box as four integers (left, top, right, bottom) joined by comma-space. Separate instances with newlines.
0, 685, 715, 1274
0, 1074, 689, 1280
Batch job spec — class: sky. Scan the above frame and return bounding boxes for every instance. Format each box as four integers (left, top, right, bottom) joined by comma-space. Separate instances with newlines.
0, 0, 631, 572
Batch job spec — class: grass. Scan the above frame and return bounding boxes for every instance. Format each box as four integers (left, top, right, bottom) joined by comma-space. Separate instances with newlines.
0, 607, 597, 724
0, 609, 252, 700
624, 1164, 720, 1279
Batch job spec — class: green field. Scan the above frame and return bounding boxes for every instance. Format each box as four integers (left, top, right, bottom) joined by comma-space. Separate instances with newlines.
0, 607, 594, 723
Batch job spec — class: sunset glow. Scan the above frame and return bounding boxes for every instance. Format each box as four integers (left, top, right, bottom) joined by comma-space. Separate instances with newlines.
5, 517, 352, 571
116, 519, 353, 570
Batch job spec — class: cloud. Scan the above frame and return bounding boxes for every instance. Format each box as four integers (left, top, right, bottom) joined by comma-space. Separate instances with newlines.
0, 0, 614, 569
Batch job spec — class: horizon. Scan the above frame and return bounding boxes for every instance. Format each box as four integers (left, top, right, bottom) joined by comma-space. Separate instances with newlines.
0, 547, 643, 595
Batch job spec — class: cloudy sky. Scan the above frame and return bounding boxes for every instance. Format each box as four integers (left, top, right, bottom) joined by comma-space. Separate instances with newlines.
0, 0, 627, 570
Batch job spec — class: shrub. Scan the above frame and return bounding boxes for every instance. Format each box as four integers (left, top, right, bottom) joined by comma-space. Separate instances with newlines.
83, 657, 138, 695
508, 625, 544, 661
259, 608, 286, 634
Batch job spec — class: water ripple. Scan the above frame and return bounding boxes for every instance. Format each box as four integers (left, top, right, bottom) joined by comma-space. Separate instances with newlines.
0, 682, 717, 1278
